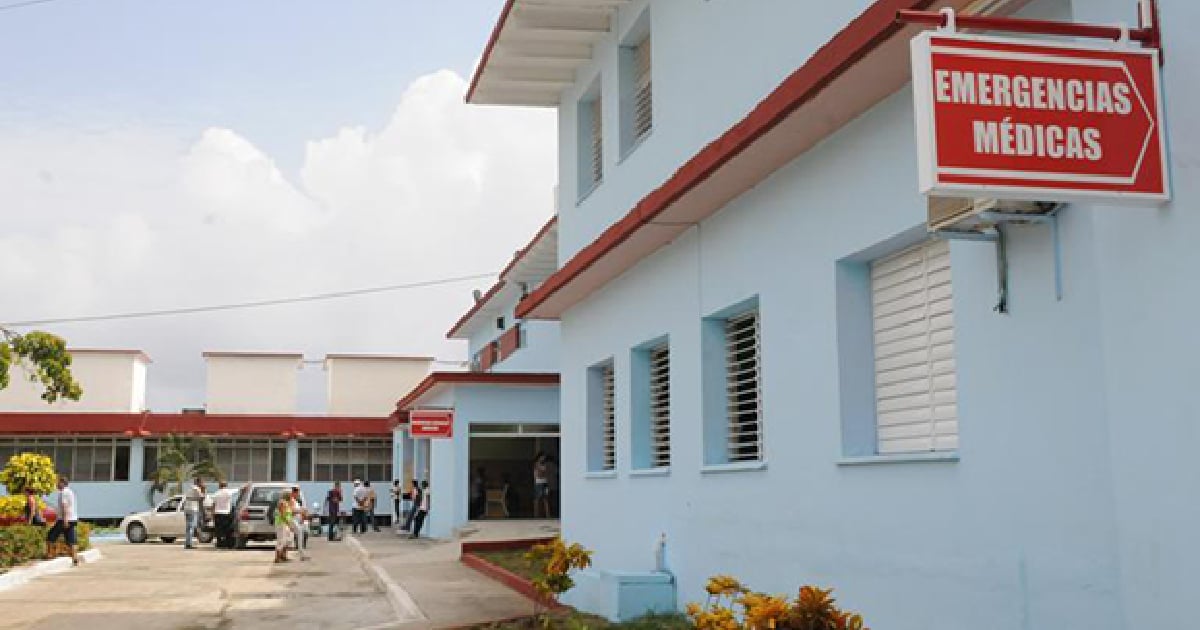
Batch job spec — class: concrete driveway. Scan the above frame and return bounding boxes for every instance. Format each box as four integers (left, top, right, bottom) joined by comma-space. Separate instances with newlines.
0, 539, 396, 630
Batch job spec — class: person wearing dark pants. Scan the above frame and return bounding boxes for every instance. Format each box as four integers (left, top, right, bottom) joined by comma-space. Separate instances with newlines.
351, 479, 368, 534
402, 479, 421, 532
325, 481, 342, 541
365, 480, 381, 532
410, 480, 430, 539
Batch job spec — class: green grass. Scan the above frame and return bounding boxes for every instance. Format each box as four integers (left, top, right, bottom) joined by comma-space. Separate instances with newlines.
473, 548, 546, 582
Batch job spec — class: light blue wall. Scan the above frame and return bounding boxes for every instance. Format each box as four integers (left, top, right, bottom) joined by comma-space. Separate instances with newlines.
495, 320, 561, 373
552, 0, 1198, 627
465, 301, 561, 374
425, 384, 560, 538
557, 0, 884, 260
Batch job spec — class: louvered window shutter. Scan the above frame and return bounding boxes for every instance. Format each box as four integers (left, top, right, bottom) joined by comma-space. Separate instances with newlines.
633, 37, 652, 142
871, 239, 958, 454
602, 363, 616, 470
725, 310, 763, 462
590, 96, 604, 186
649, 343, 670, 468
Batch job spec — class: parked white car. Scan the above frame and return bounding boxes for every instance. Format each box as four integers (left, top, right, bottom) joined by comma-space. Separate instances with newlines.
120, 494, 214, 544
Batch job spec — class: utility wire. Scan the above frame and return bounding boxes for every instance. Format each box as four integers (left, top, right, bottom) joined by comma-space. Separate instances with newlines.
0, 0, 70, 12
3, 272, 496, 327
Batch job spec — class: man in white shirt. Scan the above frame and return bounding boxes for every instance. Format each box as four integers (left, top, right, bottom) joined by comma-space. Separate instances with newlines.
351, 479, 369, 534
212, 481, 235, 549
183, 477, 205, 549
45, 475, 80, 566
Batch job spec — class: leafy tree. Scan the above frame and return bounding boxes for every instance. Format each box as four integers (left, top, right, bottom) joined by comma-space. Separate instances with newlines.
0, 328, 82, 403
146, 434, 224, 505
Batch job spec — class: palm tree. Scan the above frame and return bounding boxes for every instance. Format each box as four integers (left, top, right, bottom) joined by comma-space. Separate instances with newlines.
146, 434, 224, 505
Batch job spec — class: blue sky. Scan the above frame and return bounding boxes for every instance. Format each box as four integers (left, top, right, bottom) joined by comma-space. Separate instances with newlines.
0, 0, 501, 173
0, 0, 559, 411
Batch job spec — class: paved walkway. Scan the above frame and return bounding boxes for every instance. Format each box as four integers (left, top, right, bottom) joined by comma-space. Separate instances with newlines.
0, 539, 395, 630
349, 520, 560, 629
0, 520, 561, 630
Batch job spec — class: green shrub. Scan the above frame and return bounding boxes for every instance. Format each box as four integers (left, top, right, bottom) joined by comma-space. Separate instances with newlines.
0, 523, 90, 569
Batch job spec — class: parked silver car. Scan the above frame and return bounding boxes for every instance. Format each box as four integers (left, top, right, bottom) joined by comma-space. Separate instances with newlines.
120, 494, 215, 544
233, 483, 308, 548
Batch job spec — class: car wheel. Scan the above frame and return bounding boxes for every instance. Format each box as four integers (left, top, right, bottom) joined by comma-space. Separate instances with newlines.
197, 529, 214, 544
235, 535, 247, 549
160, 536, 176, 544
126, 522, 148, 544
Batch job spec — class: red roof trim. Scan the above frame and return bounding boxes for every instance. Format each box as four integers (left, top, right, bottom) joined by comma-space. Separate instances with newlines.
466, 0, 518, 104
498, 216, 558, 281
515, 0, 938, 319
395, 371, 560, 412
0, 413, 393, 437
446, 280, 506, 339
446, 216, 558, 339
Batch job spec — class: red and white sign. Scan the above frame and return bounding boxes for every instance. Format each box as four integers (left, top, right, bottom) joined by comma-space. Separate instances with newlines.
911, 31, 1168, 202
409, 409, 454, 439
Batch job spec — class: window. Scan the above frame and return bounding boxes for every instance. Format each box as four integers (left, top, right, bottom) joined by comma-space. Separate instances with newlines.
577, 80, 603, 198
870, 239, 958, 454
621, 34, 652, 153
157, 497, 181, 513
632, 340, 670, 470
702, 301, 764, 467
270, 445, 288, 482
0, 437, 132, 482
725, 311, 763, 462
603, 364, 616, 470
297, 438, 392, 482
586, 360, 616, 472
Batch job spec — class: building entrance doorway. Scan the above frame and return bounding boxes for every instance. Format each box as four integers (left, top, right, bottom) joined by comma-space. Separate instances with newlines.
468, 423, 559, 520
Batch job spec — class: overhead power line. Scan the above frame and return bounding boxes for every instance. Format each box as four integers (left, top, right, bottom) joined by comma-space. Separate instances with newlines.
3, 272, 496, 328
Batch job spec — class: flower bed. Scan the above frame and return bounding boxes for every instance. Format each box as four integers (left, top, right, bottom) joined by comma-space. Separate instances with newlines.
0, 524, 91, 570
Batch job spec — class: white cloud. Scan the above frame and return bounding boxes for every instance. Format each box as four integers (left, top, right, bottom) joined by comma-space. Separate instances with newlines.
0, 69, 557, 411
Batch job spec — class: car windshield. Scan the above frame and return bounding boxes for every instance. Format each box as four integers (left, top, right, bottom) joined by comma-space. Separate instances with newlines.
249, 487, 285, 504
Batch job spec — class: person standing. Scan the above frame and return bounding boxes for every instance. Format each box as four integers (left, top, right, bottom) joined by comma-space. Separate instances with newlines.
365, 481, 381, 532
212, 481, 235, 549
470, 468, 486, 520
273, 491, 292, 563
24, 487, 43, 526
351, 479, 369, 535
286, 487, 309, 561
533, 454, 551, 519
325, 481, 343, 541
390, 480, 402, 530
45, 475, 79, 566
410, 480, 430, 539
184, 476, 205, 549
402, 479, 422, 532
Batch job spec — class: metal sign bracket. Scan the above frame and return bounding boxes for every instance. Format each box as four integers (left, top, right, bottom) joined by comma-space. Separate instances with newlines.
934, 204, 1066, 314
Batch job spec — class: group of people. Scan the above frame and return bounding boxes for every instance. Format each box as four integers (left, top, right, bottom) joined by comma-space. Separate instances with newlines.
183, 477, 238, 549
322, 478, 430, 541
23, 474, 82, 566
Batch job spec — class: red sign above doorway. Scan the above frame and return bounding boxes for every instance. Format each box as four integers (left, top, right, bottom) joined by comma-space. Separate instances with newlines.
409, 410, 454, 439
911, 31, 1168, 202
